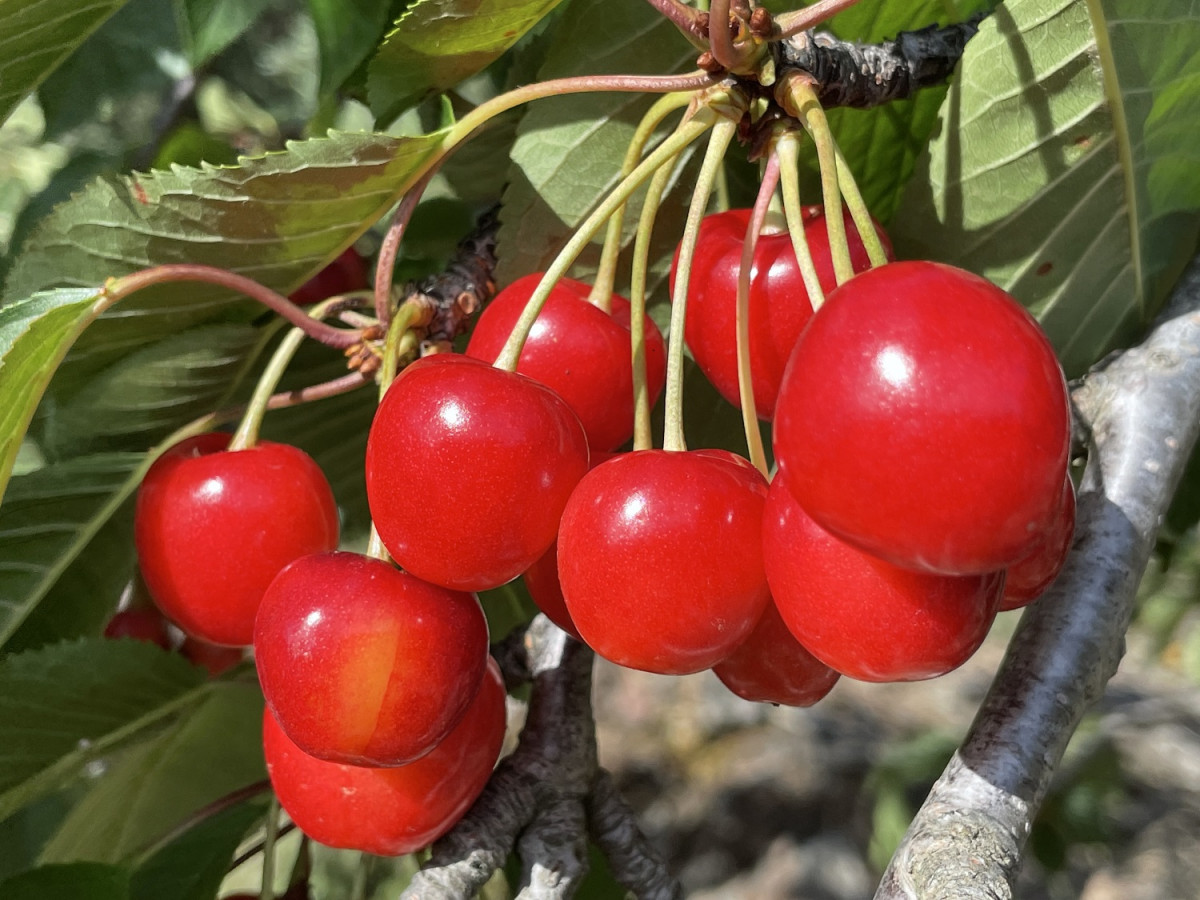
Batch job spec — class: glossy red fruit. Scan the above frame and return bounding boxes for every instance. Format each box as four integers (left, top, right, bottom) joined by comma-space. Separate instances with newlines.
102, 607, 172, 649
134, 433, 340, 646
255, 551, 489, 767
670, 205, 891, 420
263, 656, 506, 856
180, 637, 244, 676
712, 602, 840, 706
1002, 478, 1076, 610
466, 274, 667, 452
365, 354, 589, 592
289, 246, 368, 306
763, 476, 1003, 682
557, 449, 770, 675
523, 542, 583, 641
773, 260, 1070, 575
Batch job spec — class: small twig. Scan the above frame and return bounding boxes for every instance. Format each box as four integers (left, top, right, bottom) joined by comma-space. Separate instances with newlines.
588, 770, 683, 900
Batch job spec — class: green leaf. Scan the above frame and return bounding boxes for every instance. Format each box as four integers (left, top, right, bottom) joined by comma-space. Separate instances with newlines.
0, 453, 143, 650
892, 0, 1200, 375
494, 0, 698, 286
308, 0, 393, 97
182, 0, 274, 66
368, 0, 566, 122
0, 862, 130, 900
0, 638, 208, 822
0, 0, 133, 125
130, 799, 266, 900
39, 682, 266, 865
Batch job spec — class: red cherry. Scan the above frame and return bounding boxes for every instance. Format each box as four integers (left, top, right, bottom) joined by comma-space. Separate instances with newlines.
255, 551, 490, 767
180, 637, 244, 676
712, 601, 839, 706
102, 607, 172, 650
289, 246, 368, 306
763, 476, 1003, 682
365, 354, 589, 592
134, 433, 340, 646
670, 205, 891, 420
557, 449, 770, 675
523, 541, 583, 641
773, 260, 1070, 575
466, 274, 667, 452
1002, 478, 1076, 610
263, 656, 507, 856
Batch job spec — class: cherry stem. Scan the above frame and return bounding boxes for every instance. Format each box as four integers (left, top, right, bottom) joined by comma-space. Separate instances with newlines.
227, 294, 349, 451
781, 75, 853, 285
131, 779, 272, 868
641, 0, 707, 45
708, 0, 740, 70
104, 265, 362, 349
375, 167, 440, 327
833, 143, 889, 267
735, 154, 780, 477
773, 0, 864, 40
492, 108, 720, 373
260, 793, 281, 900
587, 91, 694, 313
775, 129, 827, 310
377, 299, 432, 400
629, 153, 683, 451
664, 116, 739, 453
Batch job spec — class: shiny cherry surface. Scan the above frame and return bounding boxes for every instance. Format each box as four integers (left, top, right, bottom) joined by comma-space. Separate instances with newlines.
557, 449, 770, 675
466, 273, 667, 452
134, 432, 340, 646
773, 260, 1070, 575
255, 551, 489, 766
365, 354, 589, 592
1002, 477, 1076, 610
263, 656, 506, 856
763, 476, 1003, 682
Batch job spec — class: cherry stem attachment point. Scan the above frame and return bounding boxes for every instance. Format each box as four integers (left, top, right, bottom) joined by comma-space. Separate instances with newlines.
588, 91, 694, 313
377, 299, 432, 400
775, 130, 827, 310
833, 143, 889, 267
629, 153, 683, 451
774, 0, 864, 40
375, 167, 440, 327
493, 108, 720, 374
664, 116, 739, 453
104, 264, 363, 349
736, 154, 780, 477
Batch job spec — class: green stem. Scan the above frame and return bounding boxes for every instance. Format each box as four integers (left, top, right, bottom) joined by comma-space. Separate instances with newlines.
735, 153, 780, 477
493, 108, 720, 373
833, 143, 889, 267
377, 300, 429, 400
628, 153, 683, 451
587, 91, 694, 312
260, 793, 281, 900
774, 131, 826, 310
664, 116, 739, 453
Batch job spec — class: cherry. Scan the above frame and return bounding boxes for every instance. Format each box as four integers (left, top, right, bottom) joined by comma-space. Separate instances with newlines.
180, 637, 244, 676
670, 205, 891, 420
263, 656, 507, 856
134, 432, 340, 647
365, 353, 589, 592
288, 246, 368, 306
1002, 478, 1076, 610
773, 260, 1070, 575
102, 607, 172, 649
523, 542, 583, 641
466, 273, 667, 452
712, 601, 840, 707
557, 449, 770, 675
763, 475, 1003, 682
255, 551, 490, 767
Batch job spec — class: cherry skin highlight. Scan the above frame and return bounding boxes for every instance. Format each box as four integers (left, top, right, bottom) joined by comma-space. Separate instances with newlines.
263, 656, 507, 856
557, 449, 770, 675
255, 551, 490, 767
134, 432, 339, 647
466, 273, 667, 452
712, 601, 840, 707
670, 205, 890, 420
365, 354, 589, 592
762, 475, 1003, 682
773, 260, 1070, 575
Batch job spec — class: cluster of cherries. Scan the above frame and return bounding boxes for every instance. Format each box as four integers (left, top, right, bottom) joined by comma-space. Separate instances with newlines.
118, 205, 1074, 856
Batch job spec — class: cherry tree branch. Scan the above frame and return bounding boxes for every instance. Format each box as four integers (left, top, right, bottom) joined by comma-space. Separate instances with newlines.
875, 253, 1200, 899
